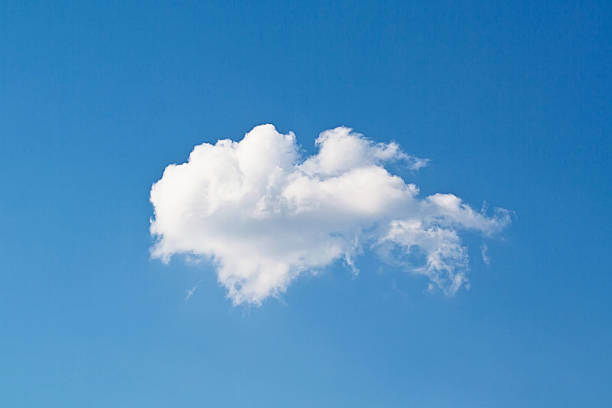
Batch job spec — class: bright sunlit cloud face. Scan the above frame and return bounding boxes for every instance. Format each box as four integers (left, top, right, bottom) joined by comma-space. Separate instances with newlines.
150, 124, 510, 305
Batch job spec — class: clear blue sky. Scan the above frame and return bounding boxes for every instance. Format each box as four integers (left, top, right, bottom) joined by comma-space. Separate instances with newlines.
1, 1, 611, 406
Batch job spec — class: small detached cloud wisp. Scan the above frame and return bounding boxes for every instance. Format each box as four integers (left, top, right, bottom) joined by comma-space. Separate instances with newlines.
150, 124, 510, 305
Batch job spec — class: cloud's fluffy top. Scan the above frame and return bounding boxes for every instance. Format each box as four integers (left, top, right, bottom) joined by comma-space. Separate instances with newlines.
150, 125, 510, 305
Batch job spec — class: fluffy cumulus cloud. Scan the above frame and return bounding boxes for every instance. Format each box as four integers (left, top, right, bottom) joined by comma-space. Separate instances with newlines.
150, 125, 510, 305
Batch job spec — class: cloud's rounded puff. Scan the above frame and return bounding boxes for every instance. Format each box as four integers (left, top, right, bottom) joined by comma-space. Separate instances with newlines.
150, 124, 510, 305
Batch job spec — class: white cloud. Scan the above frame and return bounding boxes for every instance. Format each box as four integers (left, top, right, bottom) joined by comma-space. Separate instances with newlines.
481, 243, 491, 266
150, 124, 510, 305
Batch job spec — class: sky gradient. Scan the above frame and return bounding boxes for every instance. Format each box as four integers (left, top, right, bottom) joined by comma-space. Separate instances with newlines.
1, 1, 611, 406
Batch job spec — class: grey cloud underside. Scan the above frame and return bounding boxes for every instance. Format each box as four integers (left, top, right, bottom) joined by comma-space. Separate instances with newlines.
150, 124, 510, 305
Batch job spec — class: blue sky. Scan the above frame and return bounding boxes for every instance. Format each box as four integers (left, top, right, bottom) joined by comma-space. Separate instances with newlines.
1, 1, 611, 406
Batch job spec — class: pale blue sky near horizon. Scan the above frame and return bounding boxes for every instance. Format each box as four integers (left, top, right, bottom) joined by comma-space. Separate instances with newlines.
1, 1, 611, 406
